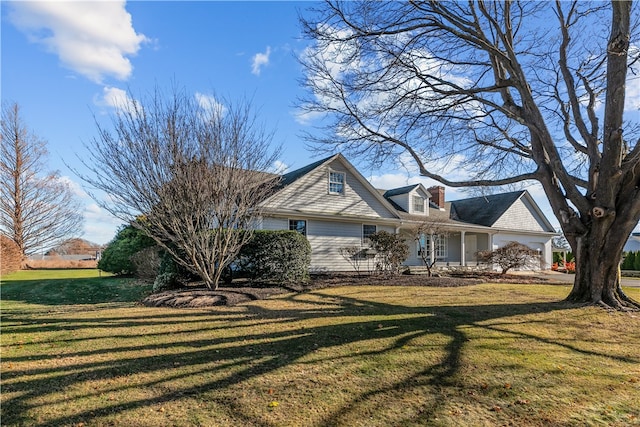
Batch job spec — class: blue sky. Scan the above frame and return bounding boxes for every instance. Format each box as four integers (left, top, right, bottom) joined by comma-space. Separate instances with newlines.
2, 1, 638, 244
3, 1, 325, 244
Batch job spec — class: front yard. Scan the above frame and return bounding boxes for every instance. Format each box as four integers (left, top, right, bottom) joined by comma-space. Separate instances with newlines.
1, 270, 639, 426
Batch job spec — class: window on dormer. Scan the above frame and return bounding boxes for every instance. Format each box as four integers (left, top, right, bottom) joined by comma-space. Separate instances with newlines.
413, 195, 424, 213
329, 171, 345, 194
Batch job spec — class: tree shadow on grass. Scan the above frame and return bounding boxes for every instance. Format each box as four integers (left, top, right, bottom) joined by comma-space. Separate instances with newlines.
0, 276, 152, 306
1, 287, 636, 426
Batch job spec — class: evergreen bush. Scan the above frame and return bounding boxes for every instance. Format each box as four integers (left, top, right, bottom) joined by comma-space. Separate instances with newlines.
238, 230, 311, 284
98, 225, 155, 275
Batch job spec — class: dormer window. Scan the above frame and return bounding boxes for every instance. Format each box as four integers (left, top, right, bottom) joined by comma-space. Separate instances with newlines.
329, 171, 345, 195
413, 195, 424, 213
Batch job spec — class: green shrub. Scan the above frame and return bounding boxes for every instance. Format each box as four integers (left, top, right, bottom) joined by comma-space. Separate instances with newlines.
98, 225, 155, 275
130, 246, 162, 280
635, 251, 640, 271
152, 250, 200, 292
238, 230, 311, 284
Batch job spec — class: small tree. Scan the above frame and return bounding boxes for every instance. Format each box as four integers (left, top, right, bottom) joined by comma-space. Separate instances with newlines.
368, 231, 409, 275
477, 242, 541, 275
339, 246, 368, 276
413, 221, 449, 277
78, 87, 281, 289
635, 251, 640, 271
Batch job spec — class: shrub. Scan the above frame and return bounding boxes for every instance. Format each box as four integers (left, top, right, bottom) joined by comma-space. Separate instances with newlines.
635, 251, 640, 271
367, 231, 409, 275
98, 225, 156, 275
130, 246, 163, 280
339, 246, 371, 276
238, 230, 311, 284
1, 235, 22, 275
152, 251, 198, 292
477, 241, 541, 274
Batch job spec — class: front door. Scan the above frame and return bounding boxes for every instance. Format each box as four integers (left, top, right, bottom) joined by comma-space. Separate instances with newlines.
464, 234, 477, 265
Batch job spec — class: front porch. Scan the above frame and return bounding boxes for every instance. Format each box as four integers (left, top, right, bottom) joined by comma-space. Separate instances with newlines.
402, 230, 493, 268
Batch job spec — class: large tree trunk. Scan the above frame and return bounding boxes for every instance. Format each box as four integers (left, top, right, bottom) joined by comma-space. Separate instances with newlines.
566, 224, 640, 310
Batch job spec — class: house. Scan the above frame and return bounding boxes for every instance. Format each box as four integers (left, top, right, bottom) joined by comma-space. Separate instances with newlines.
259, 154, 557, 272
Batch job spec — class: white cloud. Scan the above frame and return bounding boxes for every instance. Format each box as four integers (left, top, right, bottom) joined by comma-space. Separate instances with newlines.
195, 92, 226, 119
8, 1, 147, 83
96, 86, 138, 113
83, 203, 123, 244
57, 175, 88, 198
251, 46, 271, 76
271, 160, 289, 174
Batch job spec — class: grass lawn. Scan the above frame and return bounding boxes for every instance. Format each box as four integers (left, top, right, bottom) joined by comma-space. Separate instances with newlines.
1, 270, 639, 426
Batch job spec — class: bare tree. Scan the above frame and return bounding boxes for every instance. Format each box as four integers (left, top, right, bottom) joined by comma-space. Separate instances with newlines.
300, 1, 640, 309
1, 102, 84, 259
78, 87, 281, 290
339, 246, 368, 276
413, 221, 449, 277
477, 241, 542, 275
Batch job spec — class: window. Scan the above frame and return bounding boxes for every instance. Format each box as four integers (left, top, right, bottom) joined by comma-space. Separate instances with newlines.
329, 171, 345, 194
413, 195, 424, 213
417, 234, 448, 259
289, 219, 307, 236
362, 224, 376, 245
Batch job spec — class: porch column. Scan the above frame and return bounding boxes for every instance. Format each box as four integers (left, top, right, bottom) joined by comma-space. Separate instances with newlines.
429, 234, 435, 266
460, 231, 466, 266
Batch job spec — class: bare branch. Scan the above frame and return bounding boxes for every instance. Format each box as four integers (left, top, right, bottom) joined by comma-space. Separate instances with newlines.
77, 87, 281, 289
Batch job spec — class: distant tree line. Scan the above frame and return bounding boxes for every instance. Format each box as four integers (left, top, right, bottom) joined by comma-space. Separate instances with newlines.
621, 251, 640, 271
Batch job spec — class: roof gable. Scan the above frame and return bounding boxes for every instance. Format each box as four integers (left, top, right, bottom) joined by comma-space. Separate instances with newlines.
450, 191, 524, 226
263, 154, 401, 220
450, 190, 555, 232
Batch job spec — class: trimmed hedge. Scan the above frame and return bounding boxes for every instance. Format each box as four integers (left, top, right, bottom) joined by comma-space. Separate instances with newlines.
239, 230, 311, 284
1, 235, 22, 275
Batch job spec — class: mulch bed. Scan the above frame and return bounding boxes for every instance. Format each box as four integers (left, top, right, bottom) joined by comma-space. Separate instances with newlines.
141, 272, 564, 308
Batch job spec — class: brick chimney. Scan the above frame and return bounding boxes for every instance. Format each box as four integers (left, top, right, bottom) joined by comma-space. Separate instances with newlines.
427, 186, 445, 209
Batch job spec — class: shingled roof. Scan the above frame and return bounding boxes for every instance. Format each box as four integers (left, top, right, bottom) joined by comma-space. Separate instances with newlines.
276, 155, 336, 189
449, 191, 526, 227
382, 184, 420, 198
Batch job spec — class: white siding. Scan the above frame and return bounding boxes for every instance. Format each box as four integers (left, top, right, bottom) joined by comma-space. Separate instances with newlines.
493, 198, 548, 232
261, 216, 396, 272
265, 159, 397, 219
261, 217, 288, 230
388, 194, 409, 212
